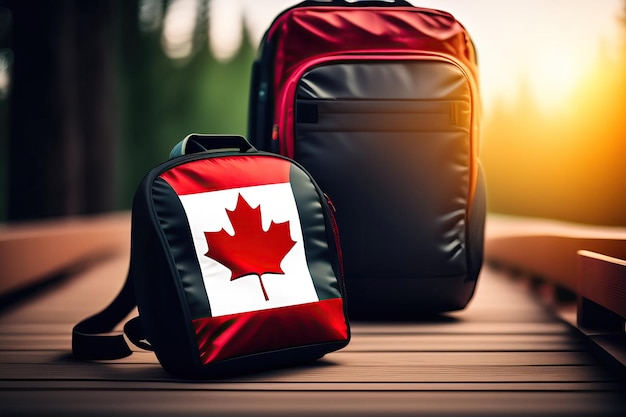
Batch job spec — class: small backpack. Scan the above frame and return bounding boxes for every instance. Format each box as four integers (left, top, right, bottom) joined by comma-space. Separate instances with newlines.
248, 0, 486, 317
72, 134, 350, 378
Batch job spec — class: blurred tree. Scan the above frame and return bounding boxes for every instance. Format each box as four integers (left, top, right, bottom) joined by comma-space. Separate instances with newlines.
6, 0, 120, 220
0, 4, 10, 220
117, 0, 254, 207
3, 0, 254, 221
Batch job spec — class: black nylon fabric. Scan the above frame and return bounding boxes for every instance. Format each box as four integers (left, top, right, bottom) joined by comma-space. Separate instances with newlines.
288, 164, 343, 301
295, 61, 471, 282
151, 177, 212, 320
297, 62, 470, 100
129, 173, 203, 374
71, 274, 136, 360
467, 162, 487, 283
296, 131, 469, 279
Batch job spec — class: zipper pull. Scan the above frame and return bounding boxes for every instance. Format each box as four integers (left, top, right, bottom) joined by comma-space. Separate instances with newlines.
272, 124, 279, 141
325, 193, 337, 212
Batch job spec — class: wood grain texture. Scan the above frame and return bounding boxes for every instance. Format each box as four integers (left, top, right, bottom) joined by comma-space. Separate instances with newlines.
2, 390, 626, 417
0, 219, 625, 416
577, 250, 626, 323
0, 212, 130, 295
485, 216, 626, 291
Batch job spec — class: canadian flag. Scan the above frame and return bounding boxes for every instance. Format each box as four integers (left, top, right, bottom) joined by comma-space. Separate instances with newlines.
160, 156, 319, 317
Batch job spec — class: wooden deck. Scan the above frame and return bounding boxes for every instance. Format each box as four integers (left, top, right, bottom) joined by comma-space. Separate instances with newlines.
1, 214, 625, 416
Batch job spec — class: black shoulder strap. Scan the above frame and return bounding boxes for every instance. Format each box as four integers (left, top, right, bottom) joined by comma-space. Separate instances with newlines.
71, 271, 144, 360
73, 134, 256, 360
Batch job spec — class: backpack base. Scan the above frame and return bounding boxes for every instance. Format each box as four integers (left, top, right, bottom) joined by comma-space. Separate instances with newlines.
345, 274, 478, 319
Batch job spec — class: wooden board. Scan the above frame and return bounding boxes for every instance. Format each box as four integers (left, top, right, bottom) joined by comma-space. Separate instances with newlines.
484, 215, 626, 291
0, 212, 130, 296
1, 251, 625, 416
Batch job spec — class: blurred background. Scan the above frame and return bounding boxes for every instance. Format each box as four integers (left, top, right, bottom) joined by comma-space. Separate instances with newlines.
0, 0, 624, 225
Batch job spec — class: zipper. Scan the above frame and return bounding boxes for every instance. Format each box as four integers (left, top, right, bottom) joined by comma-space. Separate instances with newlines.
324, 193, 344, 286
275, 50, 480, 200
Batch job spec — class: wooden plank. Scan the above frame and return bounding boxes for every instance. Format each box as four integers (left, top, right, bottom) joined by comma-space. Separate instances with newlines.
345, 334, 585, 352
0, 254, 132, 326
0, 350, 601, 367
0, 212, 130, 296
0, 321, 573, 337
573, 251, 626, 369
484, 217, 626, 370
3, 379, 625, 393
485, 215, 626, 291
486, 235, 626, 292
352, 322, 573, 335
577, 250, 626, 328
0, 333, 586, 353
1, 220, 625, 417
2, 390, 625, 417
0, 361, 618, 383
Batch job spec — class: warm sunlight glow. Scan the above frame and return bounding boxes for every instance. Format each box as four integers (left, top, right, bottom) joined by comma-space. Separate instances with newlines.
416, 0, 623, 114
209, 0, 243, 62
207, 0, 624, 114
162, 0, 197, 59
529, 46, 584, 112
198, 0, 626, 225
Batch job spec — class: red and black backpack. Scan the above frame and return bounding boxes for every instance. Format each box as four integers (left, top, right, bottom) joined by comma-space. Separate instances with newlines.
248, 0, 486, 317
73, 135, 350, 378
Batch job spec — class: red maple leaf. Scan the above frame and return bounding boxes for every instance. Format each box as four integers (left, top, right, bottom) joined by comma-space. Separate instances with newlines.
204, 194, 296, 301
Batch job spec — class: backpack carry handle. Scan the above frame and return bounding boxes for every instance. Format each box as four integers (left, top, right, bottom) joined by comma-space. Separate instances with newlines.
169, 134, 256, 159
300, 0, 413, 7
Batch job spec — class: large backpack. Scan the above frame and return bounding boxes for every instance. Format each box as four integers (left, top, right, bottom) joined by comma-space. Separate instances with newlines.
248, 0, 486, 317
73, 135, 350, 378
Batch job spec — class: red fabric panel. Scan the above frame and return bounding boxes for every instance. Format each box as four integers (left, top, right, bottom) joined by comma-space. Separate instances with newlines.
269, 7, 478, 98
192, 298, 348, 365
160, 155, 290, 195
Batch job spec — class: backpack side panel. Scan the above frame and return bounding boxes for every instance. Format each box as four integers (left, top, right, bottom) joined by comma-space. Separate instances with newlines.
468, 162, 487, 284
130, 175, 204, 375
289, 161, 345, 301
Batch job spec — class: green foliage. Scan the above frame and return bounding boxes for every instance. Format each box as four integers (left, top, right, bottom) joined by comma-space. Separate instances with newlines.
116, 11, 255, 209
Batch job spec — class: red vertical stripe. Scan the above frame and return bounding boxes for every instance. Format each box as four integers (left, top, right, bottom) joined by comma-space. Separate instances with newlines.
160, 155, 291, 195
192, 298, 348, 365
